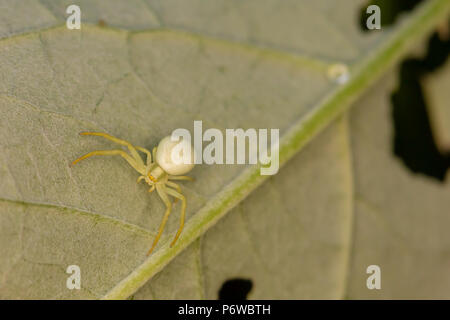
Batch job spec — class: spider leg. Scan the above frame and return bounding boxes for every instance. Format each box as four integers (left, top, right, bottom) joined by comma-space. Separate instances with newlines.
70, 149, 146, 174
148, 185, 155, 193
168, 175, 194, 181
135, 146, 152, 167
79, 132, 146, 168
147, 184, 172, 256
165, 187, 186, 248
166, 181, 181, 203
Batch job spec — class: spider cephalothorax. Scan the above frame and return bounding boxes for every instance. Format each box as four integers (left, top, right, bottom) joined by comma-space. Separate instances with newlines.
70, 132, 194, 255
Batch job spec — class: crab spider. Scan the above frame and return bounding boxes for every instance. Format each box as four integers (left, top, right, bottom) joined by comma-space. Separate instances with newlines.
70, 132, 195, 255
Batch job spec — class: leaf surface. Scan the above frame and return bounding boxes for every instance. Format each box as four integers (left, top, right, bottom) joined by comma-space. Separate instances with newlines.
0, 0, 448, 299
346, 71, 450, 299
423, 58, 450, 152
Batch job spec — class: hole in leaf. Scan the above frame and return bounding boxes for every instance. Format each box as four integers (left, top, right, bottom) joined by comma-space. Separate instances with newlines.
391, 30, 450, 181
218, 278, 253, 300
359, 0, 424, 31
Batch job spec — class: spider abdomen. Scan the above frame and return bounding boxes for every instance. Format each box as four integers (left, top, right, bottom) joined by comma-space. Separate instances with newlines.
155, 136, 195, 175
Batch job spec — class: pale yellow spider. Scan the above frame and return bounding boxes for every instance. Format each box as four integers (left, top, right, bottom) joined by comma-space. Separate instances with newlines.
70, 132, 195, 255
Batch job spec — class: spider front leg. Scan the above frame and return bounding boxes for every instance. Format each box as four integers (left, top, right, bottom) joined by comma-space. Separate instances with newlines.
137, 176, 145, 183
79, 132, 146, 168
166, 181, 181, 203
165, 187, 186, 248
70, 149, 145, 174
136, 176, 155, 194
136, 146, 152, 167
147, 184, 173, 256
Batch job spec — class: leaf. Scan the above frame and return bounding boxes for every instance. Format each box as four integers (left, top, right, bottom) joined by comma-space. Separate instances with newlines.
347, 70, 450, 299
134, 56, 450, 300
423, 58, 450, 152
134, 116, 354, 299
0, 0, 448, 299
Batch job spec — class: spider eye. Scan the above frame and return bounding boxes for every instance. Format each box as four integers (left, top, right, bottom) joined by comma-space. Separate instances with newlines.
156, 136, 195, 175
